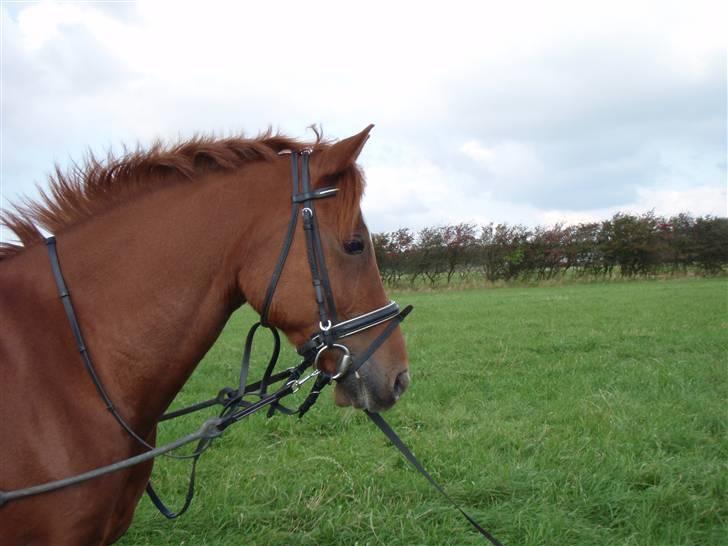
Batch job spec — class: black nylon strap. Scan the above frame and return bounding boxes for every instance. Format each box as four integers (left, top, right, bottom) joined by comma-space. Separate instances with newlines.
0, 418, 223, 508
365, 411, 505, 546
150, 359, 312, 517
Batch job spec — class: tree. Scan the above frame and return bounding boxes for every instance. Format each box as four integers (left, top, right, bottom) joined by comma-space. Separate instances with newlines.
372, 228, 414, 286
476, 223, 530, 281
371, 213, 728, 285
601, 212, 662, 277
693, 216, 728, 274
411, 226, 447, 286
441, 222, 478, 283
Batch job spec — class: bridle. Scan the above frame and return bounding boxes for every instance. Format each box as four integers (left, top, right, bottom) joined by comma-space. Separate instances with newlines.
229, 149, 413, 419
258, 148, 408, 384
0, 149, 503, 546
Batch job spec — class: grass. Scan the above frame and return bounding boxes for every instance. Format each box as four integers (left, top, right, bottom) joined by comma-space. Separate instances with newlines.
118, 277, 727, 545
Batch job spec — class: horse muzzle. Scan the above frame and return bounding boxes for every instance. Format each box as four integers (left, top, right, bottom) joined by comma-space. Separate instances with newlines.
333, 359, 410, 412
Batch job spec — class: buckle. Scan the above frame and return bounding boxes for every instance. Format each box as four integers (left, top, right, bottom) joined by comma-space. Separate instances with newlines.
288, 369, 320, 393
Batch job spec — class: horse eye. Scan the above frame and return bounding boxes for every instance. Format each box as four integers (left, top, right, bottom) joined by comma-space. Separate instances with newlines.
343, 238, 365, 255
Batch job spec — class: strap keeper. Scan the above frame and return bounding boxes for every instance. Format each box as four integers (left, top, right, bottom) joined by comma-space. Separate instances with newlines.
292, 187, 339, 203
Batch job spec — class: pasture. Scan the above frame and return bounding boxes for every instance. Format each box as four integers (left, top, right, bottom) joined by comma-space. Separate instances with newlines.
119, 278, 726, 545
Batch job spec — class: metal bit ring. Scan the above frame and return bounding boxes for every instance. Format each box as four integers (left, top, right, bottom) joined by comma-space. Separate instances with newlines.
313, 343, 352, 380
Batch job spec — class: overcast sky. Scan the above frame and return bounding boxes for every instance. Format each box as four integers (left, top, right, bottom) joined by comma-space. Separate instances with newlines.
1, 1, 726, 242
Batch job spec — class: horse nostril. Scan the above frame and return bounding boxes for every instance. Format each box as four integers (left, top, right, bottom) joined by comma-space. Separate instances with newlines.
393, 370, 410, 399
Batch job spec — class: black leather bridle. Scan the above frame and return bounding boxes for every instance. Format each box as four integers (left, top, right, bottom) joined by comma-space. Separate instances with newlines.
226, 149, 413, 421
259, 149, 410, 386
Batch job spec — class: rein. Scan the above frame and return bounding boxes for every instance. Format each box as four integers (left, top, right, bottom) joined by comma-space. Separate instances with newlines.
0, 151, 504, 545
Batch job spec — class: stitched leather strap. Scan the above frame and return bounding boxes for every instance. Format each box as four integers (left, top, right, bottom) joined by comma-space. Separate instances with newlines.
300, 151, 339, 328
46, 237, 156, 450
348, 305, 413, 376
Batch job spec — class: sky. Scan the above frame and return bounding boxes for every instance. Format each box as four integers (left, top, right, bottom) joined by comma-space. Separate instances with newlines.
1, 0, 726, 243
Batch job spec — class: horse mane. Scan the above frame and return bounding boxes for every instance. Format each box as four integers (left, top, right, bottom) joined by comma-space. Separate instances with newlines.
0, 130, 365, 260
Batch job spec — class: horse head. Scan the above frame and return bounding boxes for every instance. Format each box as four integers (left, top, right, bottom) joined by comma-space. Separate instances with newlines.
239, 126, 410, 412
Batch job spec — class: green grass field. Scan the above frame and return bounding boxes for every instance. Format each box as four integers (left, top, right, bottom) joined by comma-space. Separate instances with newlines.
119, 278, 727, 546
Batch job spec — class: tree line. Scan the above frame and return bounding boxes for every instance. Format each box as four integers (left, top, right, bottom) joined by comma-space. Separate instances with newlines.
372, 212, 728, 286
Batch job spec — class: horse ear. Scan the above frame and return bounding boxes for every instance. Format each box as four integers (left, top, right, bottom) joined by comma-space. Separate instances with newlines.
314, 124, 373, 178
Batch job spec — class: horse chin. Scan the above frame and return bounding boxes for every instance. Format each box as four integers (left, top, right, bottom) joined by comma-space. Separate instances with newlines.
333, 370, 400, 413
334, 379, 371, 410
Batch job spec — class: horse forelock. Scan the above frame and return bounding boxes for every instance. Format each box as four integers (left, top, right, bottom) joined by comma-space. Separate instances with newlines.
332, 165, 366, 240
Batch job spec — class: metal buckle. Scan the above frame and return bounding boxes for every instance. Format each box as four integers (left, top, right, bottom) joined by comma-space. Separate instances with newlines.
313, 343, 352, 380
288, 369, 320, 393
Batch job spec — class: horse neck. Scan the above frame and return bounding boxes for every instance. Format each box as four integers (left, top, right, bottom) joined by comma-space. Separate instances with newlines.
36, 164, 283, 434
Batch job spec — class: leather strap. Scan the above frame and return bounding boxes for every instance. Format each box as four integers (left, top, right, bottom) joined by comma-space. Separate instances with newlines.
366, 411, 505, 546
258, 158, 300, 327
46, 237, 156, 450
348, 305, 413, 377
292, 186, 338, 203
296, 301, 402, 360
144, 436, 206, 519
46, 237, 114, 409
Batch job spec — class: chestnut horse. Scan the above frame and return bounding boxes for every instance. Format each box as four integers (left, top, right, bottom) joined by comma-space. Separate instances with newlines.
0, 126, 409, 545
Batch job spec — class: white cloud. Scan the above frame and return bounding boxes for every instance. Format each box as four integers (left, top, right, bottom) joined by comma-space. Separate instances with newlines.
460, 140, 545, 181
16, 2, 85, 50
635, 184, 727, 217
1, 0, 726, 244
537, 184, 727, 228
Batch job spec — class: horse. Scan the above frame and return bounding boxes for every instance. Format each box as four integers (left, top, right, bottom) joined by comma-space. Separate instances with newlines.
0, 125, 410, 545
